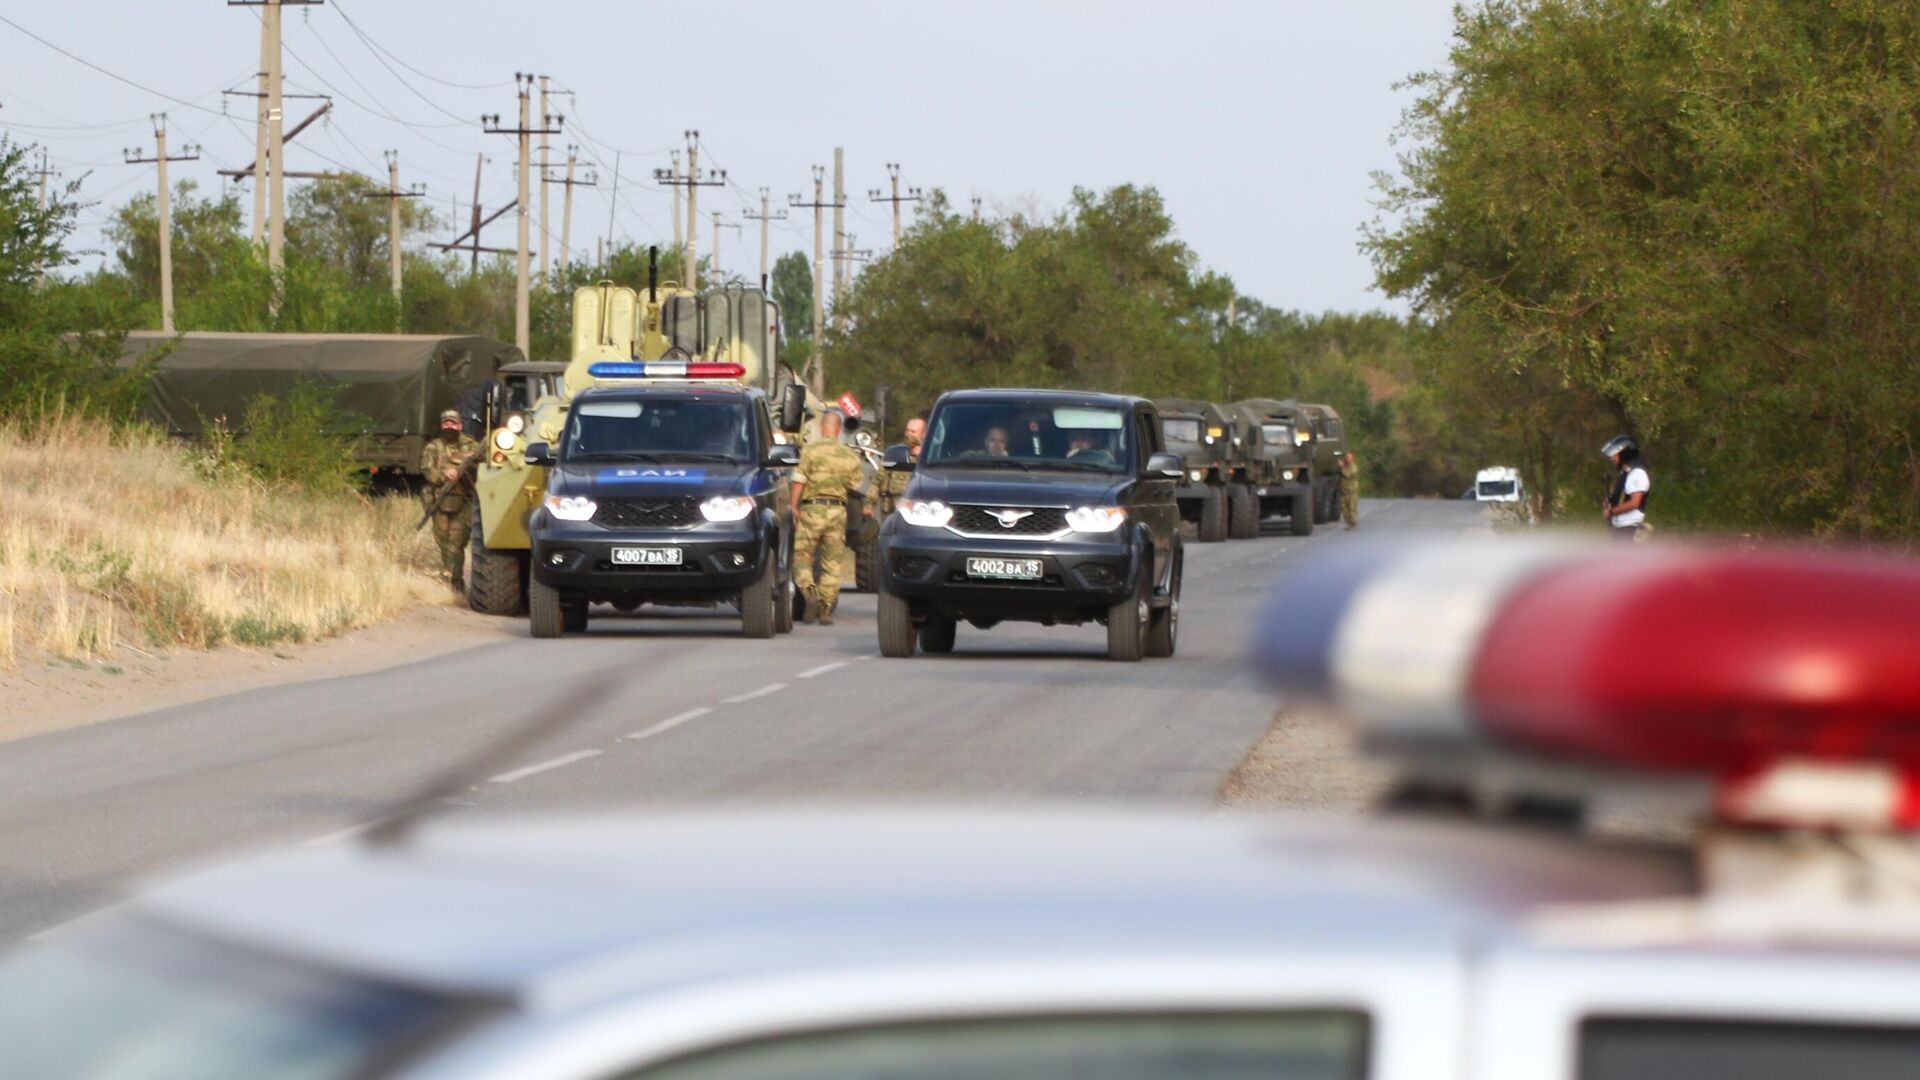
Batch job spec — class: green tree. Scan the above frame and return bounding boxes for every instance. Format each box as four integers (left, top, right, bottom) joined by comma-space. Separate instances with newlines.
286, 174, 436, 291
105, 180, 247, 313
769, 250, 812, 347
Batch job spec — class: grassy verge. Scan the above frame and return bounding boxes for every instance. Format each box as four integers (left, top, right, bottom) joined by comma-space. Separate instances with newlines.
0, 415, 442, 670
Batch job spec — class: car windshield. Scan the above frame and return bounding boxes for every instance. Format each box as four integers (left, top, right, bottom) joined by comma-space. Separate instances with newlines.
0, 921, 466, 1080
564, 398, 754, 462
1478, 479, 1518, 497
922, 402, 1131, 472
1259, 422, 1299, 457
1162, 418, 1202, 444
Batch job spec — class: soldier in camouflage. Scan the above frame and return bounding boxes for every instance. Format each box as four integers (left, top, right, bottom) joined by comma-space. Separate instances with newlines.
872, 416, 925, 518
790, 411, 865, 625
1339, 451, 1360, 529
420, 409, 480, 590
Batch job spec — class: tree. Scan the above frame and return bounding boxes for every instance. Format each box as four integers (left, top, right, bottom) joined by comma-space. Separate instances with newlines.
105, 180, 246, 311
769, 250, 812, 346
286, 174, 435, 291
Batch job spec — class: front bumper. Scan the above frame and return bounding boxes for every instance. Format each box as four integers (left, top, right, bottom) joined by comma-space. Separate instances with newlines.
530, 512, 773, 601
880, 522, 1141, 621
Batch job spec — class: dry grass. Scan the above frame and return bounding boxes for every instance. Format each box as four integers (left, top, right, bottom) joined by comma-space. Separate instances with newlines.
0, 415, 443, 670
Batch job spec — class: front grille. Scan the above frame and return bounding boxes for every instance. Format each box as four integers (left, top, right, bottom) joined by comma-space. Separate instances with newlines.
949, 505, 1068, 537
593, 496, 701, 529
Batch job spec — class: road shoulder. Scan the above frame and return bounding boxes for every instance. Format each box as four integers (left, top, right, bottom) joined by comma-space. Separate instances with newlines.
1217, 704, 1394, 811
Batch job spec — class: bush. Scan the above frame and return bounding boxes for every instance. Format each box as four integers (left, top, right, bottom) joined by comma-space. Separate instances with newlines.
202, 381, 370, 495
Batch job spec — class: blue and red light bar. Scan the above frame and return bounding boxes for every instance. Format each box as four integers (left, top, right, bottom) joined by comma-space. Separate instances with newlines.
587, 361, 746, 380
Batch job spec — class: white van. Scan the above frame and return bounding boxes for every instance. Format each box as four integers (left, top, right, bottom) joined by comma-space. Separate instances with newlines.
1474, 466, 1524, 503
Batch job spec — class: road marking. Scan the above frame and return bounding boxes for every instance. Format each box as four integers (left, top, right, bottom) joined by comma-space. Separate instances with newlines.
305, 821, 381, 847
624, 706, 711, 741
854, 653, 876, 661
721, 682, 787, 704
489, 749, 602, 784
797, 661, 846, 679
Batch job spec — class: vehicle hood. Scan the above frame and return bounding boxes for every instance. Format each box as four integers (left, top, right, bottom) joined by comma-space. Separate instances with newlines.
548, 460, 777, 500
906, 466, 1133, 508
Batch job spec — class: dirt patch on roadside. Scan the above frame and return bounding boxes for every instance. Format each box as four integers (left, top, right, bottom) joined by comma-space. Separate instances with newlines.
1218, 704, 1395, 812
0, 600, 510, 744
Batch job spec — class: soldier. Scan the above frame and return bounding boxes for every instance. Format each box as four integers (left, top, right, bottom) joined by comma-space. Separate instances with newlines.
1339, 451, 1360, 529
790, 411, 865, 625
873, 416, 925, 518
420, 409, 480, 590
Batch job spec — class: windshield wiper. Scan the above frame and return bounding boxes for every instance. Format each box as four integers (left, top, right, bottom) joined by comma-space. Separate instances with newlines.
928, 457, 1038, 471
568, 451, 667, 462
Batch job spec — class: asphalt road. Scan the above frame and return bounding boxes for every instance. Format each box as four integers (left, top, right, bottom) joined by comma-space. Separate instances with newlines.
0, 498, 1486, 941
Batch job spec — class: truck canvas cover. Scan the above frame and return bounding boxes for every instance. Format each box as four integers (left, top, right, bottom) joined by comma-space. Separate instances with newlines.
118, 332, 524, 469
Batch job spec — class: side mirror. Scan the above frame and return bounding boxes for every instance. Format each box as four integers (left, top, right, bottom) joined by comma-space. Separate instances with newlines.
1145, 451, 1183, 479
764, 442, 800, 468
525, 441, 555, 467
882, 444, 916, 472
779, 383, 808, 433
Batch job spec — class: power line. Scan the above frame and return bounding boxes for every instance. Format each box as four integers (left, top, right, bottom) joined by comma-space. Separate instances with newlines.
327, 1, 514, 91
322, 6, 476, 126
0, 13, 228, 116
286, 16, 467, 130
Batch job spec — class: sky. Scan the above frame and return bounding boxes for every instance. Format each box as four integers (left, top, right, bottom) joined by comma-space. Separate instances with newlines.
0, 1, 1459, 314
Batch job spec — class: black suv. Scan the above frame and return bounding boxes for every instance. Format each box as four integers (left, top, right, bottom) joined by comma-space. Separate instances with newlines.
524, 384, 798, 638
875, 389, 1185, 661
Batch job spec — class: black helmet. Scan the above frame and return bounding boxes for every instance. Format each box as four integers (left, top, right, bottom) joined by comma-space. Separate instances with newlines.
1600, 434, 1638, 459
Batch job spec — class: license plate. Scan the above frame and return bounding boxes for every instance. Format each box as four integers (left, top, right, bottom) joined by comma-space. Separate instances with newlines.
611, 546, 682, 566
966, 556, 1042, 580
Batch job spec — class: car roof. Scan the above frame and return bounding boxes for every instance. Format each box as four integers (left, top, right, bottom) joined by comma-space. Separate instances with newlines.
575, 382, 758, 401
937, 389, 1144, 408
128, 810, 1690, 1011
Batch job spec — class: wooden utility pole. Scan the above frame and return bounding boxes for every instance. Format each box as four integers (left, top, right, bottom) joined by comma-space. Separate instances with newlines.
831, 146, 846, 333
357, 150, 424, 303
742, 187, 788, 288
541, 145, 595, 277
484, 74, 562, 355
869, 162, 921, 246
653, 132, 724, 291
788, 166, 840, 396
124, 115, 200, 332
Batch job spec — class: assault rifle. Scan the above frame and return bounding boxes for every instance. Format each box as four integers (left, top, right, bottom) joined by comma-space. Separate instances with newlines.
414, 452, 481, 530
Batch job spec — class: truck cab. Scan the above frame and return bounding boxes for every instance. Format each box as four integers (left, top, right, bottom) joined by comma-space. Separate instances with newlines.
1228, 398, 1317, 537
1153, 398, 1239, 542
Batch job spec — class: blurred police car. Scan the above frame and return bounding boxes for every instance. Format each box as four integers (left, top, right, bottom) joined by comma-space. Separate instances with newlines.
6, 538, 1920, 1078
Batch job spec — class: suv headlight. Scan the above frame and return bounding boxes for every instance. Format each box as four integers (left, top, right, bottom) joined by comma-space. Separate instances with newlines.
1282, 469, 1296, 482
543, 493, 597, 522
1188, 469, 1206, 482
1065, 505, 1128, 533
899, 498, 952, 528
700, 494, 755, 522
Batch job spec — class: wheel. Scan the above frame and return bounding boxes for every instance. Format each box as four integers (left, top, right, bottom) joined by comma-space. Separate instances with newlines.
529, 575, 565, 638
563, 602, 589, 633
774, 573, 795, 634
1290, 490, 1315, 536
1228, 483, 1258, 539
741, 556, 776, 639
854, 533, 879, 593
877, 578, 917, 658
1106, 564, 1148, 662
1146, 550, 1181, 658
918, 616, 957, 654
1197, 486, 1227, 543
1316, 479, 1336, 524
468, 505, 527, 615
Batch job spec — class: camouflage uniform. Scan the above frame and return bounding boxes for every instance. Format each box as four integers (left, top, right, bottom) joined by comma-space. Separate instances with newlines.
791, 438, 864, 619
873, 429, 922, 517
420, 431, 480, 587
1339, 454, 1360, 528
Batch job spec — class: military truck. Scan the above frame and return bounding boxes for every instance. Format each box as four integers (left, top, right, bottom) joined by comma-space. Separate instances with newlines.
465, 253, 799, 617
118, 331, 523, 481
1151, 399, 1238, 542
1297, 402, 1347, 524
1227, 398, 1317, 537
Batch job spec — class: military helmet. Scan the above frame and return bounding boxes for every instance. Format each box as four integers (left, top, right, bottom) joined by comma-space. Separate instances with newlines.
1600, 434, 1638, 458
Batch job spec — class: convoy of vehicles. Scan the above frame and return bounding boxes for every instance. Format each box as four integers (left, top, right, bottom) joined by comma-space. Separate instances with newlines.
874, 389, 1185, 661
1228, 397, 1318, 537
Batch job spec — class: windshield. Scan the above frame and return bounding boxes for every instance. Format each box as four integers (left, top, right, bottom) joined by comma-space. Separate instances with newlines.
1478, 479, 1518, 497
1162, 418, 1202, 444
923, 402, 1131, 472
564, 398, 754, 462
0, 921, 466, 1080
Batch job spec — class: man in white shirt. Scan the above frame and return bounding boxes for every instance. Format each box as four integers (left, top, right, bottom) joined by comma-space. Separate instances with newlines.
1601, 434, 1650, 541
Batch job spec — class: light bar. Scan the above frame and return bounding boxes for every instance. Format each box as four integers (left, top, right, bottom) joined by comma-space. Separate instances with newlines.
587, 361, 746, 380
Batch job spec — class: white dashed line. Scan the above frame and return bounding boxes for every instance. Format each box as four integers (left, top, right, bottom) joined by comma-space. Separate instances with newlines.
854, 653, 877, 661
624, 707, 712, 741
721, 682, 787, 704
797, 661, 846, 679
489, 750, 602, 784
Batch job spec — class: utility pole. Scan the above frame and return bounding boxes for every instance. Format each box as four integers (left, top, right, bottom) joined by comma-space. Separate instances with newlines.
788, 167, 841, 396
229, 0, 321, 293
868, 163, 922, 246
124, 115, 200, 333
741, 187, 788, 288
604, 151, 620, 258
31, 149, 54, 211
484, 73, 562, 355
653, 132, 724, 290
971, 196, 983, 223
710, 211, 742, 283
358, 150, 425, 303
832, 232, 873, 275
468, 152, 484, 275
537, 75, 551, 282
668, 150, 681, 254
541, 145, 596, 277
831, 147, 846, 333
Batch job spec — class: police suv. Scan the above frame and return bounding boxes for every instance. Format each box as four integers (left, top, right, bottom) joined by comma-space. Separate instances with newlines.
4, 540, 1920, 1078
523, 360, 799, 639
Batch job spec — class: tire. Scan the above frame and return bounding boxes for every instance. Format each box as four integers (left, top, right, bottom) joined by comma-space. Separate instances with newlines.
1146, 550, 1181, 658
529, 575, 565, 638
1317, 479, 1337, 524
1290, 490, 1315, 536
1228, 483, 1259, 539
774, 572, 795, 634
1197, 486, 1227, 543
563, 602, 589, 633
467, 505, 527, 615
1107, 564, 1148, 663
854, 533, 879, 593
877, 578, 917, 658
741, 557, 776, 639
918, 616, 957, 654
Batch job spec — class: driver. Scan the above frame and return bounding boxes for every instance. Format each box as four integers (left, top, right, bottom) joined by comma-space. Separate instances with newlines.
982, 426, 1011, 457
1066, 430, 1110, 458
